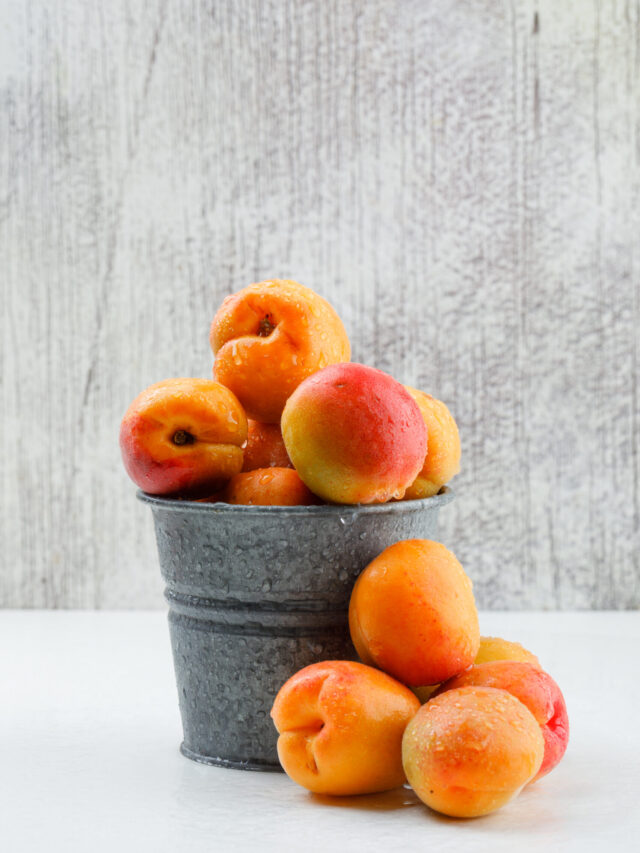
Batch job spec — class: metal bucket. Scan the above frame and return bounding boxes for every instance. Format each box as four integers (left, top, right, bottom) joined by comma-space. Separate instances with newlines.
139, 489, 454, 771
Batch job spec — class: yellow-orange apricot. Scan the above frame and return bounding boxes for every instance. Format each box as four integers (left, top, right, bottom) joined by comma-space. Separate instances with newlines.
475, 636, 540, 667
119, 378, 247, 496
402, 686, 544, 818
403, 387, 461, 499
349, 539, 479, 686
271, 660, 420, 795
242, 420, 292, 471
210, 279, 350, 423
224, 468, 319, 506
413, 636, 539, 704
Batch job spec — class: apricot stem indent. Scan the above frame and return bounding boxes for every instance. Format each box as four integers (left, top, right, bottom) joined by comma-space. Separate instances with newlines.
257, 315, 275, 337
172, 430, 195, 446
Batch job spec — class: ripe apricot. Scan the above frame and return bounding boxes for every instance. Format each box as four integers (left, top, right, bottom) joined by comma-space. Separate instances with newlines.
475, 636, 540, 667
271, 661, 420, 795
282, 363, 427, 504
224, 468, 319, 506
119, 378, 247, 496
349, 539, 479, 686
210, 279, 350, 423
436, 661, 569, 780
413, 636, 539, 705
403, 387, 461, 500
241, 420, 292, 472
402, 686, 544, 818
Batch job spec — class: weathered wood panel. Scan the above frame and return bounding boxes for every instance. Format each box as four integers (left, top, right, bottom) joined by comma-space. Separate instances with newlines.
1, 0, 639, 608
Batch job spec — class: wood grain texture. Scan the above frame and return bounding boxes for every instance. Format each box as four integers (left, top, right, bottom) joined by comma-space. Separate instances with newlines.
1, 0, 639, 609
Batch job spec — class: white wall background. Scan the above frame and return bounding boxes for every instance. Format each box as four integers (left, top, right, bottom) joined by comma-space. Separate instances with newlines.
1, 0, 639, 609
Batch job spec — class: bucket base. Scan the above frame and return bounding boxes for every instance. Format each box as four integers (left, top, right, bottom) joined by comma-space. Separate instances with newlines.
180, 742, 283, 772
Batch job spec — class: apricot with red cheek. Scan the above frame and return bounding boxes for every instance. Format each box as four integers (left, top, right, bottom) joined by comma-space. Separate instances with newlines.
436, 661, 569, 780
271, 661, 420, 796
402, 686, 544, 818
282, 363, 427, 505
224, 468, 320, 506
403, 387, 461, 499
210, 279, 350, 423
349, 539, 479, 686
119, 378, 247, 496
242, 420, 292, 471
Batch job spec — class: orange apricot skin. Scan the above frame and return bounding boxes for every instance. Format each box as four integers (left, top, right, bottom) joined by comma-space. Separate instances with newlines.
436, 661, 569, 781
271, 660, 420, 796
210, 279, 350, 423
241, 420, 292, 471
119, 378, 247, 496
224, 468, 320, 506
403, 388, 461, 499
475, 636, 540, 667
282, 363, 427, 505
349, 539, 480, 686
402, 686, 544, 818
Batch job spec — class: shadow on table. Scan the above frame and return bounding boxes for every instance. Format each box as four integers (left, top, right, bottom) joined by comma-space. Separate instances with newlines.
311, 785, 422, 812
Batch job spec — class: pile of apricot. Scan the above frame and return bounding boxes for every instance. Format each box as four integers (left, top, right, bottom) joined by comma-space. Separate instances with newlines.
274, 543, 569, 817
120, 279, 568, 819
120, 278, 459, 505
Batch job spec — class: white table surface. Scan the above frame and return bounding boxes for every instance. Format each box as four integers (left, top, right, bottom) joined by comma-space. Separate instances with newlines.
1, 611, 638, 853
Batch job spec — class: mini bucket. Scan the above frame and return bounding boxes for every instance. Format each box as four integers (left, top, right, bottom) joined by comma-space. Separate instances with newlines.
139, 489, 454, 770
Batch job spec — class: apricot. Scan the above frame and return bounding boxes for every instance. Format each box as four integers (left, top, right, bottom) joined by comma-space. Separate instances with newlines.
210, 279, 350, 423
241, 420, 292, 472
475, 636, 540, 667
349, 539, 479, 686
224, 468, 319, 506
436, 661, 569, 780
402, 686, 544, 818
403, 387, 461, 499
119, 378, 247, 496
282, 363, 427, 504
271, 661, 420, 795
412, 636, 539, 705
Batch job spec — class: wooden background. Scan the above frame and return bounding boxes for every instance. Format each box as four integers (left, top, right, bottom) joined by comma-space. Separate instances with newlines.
2, 0, 639, 609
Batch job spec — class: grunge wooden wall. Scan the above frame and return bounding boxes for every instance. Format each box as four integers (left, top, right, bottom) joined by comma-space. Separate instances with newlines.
2, 0, 639, 608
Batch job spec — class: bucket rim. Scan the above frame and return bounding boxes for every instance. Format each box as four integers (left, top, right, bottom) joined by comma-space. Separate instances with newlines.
137, 486, 454, 516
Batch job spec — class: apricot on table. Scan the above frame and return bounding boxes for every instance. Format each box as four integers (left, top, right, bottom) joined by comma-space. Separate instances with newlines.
119, 378, 247, 496
349, 539, 479, 686
271, 660, 420, 796
210, 279, 350, 423
282, 363, 427, 505
402, 686, 544, 818
403, 387, 461, 500
241, 420, 292, 472
475, 636, 540, 667
224, 467, 320, 506
435, 661, 569, 780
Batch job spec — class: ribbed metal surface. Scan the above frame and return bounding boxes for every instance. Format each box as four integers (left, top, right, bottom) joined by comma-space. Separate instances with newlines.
140, 490, 453, 769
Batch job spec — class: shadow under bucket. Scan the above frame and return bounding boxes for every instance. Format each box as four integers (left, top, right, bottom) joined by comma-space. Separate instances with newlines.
139, 489, 454, 771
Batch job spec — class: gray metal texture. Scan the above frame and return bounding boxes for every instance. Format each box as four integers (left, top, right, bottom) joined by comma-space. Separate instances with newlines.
139, 489, 453, 770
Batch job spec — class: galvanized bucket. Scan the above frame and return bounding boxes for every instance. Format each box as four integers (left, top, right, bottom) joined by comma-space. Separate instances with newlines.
139, 489, 454, 771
